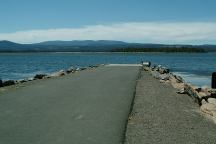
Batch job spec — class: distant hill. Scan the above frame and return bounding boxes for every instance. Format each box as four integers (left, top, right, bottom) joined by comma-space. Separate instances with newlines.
36, 40, 127, 46
0, 40, 216, 52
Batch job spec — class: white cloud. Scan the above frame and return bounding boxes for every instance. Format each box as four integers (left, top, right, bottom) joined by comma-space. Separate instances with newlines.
0, 22, 216, 44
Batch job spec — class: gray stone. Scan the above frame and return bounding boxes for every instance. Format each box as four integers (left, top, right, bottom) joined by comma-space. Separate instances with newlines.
18, 79, 28, 83
174, 75, 185, 83
34, 74, 47, 79
159, 67, 169, 74
66, 67, 75, 74
201, 99, 208, 105
3, 80, 15, 87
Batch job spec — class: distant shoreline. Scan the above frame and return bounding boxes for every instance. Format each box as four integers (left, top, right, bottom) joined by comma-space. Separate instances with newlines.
0, 50, 211, 54
1, 40, 216, 53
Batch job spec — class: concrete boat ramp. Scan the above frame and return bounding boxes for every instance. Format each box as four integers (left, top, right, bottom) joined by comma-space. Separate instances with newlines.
0, 64, 216, 144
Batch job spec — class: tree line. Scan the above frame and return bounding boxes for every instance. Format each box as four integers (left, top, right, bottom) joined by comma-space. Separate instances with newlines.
111, 47, 206, 53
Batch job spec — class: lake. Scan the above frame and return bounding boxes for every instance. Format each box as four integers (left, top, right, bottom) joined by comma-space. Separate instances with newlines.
0, 52, 216, 87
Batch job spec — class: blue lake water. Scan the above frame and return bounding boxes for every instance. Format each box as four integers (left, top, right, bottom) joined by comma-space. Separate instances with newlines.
0, 52, 216, 87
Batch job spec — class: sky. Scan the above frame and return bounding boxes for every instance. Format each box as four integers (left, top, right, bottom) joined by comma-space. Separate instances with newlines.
0, 0, 216, 44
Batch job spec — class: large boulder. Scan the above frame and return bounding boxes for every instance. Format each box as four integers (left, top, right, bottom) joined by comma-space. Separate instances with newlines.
197, 91, 211, 99
208, 98, 216, 106
201, 99, 208, 105
34, 74, 47, 79
0, 79, 3, 87
3, 80, 15, 86
200, 103, 216, 116
184, 84, 200, 104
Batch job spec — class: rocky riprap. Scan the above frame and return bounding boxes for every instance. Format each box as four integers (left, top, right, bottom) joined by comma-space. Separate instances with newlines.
143, 63, 216, 123
0, 80, 15, 87
0, 64, 104, 88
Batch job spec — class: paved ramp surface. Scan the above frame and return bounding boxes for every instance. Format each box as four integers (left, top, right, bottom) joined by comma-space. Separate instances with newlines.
125, 71, 216, 144
0, 66, 140, 144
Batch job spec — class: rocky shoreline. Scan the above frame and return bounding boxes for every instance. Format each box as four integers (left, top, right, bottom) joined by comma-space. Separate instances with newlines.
0, 64, 104, 88
142, 62, 216, 122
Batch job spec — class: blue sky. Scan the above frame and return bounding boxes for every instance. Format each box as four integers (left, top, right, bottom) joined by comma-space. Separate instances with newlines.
0, 0, 216, 44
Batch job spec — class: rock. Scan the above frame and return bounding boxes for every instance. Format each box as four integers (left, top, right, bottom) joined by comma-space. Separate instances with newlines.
209, 89, 216, 97
159, 67, 169, 74
44, 75, 51, 79
200, 103, 216, 116
3, 80, 15, 86
155, 66, 160, 71
0, 79, 3, 87
75, 68, 81, 71
89, 65, 99, 68
184, 84, 200, 104
66, 67, 75, 74
150, 65, 156, 71
143, 66, 150, 71
28, 78, 34, 81
197, 91, 211, 99
159, 80, 166, 83
208, 98, 216, 106
174, 75, 185, 83
50, 70, 65, 77
190, 86, 202, 94
176, 89, 186, 94
80, 67, 87, 71
170, 76, 185, 90
172, 82, 185, 90
159, 74, 170, 81
18, 79, 28, 83
202, 85, 210, 91
151, 71, 161, 79
212, 112, 216, 119
201, 99, 208, 105
34, 74, 47, 79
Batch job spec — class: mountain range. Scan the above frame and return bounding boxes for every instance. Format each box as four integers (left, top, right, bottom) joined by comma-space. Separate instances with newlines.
0, 40, 216, 52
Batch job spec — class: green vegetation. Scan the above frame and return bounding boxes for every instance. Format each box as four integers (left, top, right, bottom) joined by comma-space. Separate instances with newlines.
111, 47, 206, 53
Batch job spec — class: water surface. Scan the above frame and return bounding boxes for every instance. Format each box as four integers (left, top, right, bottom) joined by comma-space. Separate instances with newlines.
0, 52, 215, 87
